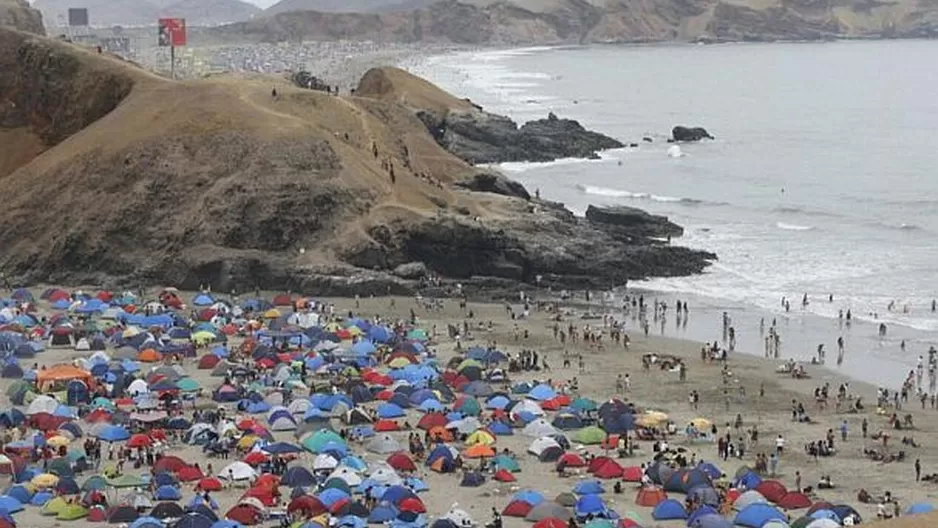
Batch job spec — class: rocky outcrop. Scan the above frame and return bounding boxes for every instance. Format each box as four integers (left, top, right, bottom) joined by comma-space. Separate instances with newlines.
357, 67, 623, 165
0, 34, 714, 294
345, 201, 713, 289
455, 172, 531, 200
672, 125, 714, 142
585, 205, 683, 240
0, 0, 44, 35
418, 109, 623, 164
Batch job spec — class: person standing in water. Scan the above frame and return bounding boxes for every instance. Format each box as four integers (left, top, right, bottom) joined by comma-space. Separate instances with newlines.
837, 336, 845, 366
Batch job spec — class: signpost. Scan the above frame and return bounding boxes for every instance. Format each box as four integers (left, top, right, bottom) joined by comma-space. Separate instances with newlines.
67, 8, 88, 27
157, 18, 186, 79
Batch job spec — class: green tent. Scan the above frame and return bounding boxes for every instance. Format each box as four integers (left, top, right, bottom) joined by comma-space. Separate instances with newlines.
5, 380, 30, 399
57, 504, 89, 520
82, 475, 108, 491
493, 454, 520, 472
301, 430, 345, 453
407, 329, 428, 341
41, 496, 68, 516
790, 516, 812, 528
322, 478, 352, 495
574, 426, 606, 445
456, 398, 481, 416
176, 378, 201, 392
106, 474, 148, 488
584, 520, 614, 528
571, 397, 598, 412
90, 397, 116, 411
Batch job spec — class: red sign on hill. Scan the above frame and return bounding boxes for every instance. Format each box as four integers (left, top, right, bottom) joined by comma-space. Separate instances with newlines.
158, 18, 186, 47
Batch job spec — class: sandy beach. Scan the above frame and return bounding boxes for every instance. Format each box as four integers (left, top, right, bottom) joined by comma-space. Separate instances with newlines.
2, 287, 938, 528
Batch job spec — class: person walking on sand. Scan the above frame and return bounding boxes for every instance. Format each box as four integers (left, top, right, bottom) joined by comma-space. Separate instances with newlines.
840, 420, 848, 442
775, 434, 785, 456
915, 458, 921, 482
862, 418, 868, 438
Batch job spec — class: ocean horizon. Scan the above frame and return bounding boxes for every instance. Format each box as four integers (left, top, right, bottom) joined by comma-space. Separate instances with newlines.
408, 40, 938, 388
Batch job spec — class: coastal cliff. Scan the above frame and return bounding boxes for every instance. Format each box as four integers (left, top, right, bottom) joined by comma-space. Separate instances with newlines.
0, 28, 713, 294
0, 0, 43, 35
207, 0, 938, 44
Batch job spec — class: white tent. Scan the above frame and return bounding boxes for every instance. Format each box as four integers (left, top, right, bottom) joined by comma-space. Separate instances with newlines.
527, 436, 561, 456
313, 453, 338, 471
366, 434, 402, 455
26, 394, 58, 415
127, 379, 149, 397
219, 461, 257, 481
522, 418, 557, 438
327, 466, 363, 487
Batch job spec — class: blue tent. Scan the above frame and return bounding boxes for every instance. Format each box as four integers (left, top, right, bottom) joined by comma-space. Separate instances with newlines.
574, 494, 606, 518
281, 467, 316, 487
460, 472, 485, 487
154, 485, 182, 500
351, 341, 377, 356
511, 490, 545, 506
129, 516, 164, 528
734, 504, 787, 528
652, 499, 688, 520
97, 425, 131, 442
368, 502, 399, 523
573, 481, 604, 496
174, 513, 214, 528
693, 514, 733, 528
382, 486, 418, 505
485, 395, 511, 410
0, 495, 24, 513
687, 505, 720, 527
489, 422, 512, 436
734, 469, 762, 490
318, 488, 350, 507
192, 294, 215, 306
831, 505, 861, 523
5, 485, 31, 504
527, 384, 556, 401
906, 503, 934, 515
696, 462, 722, 479
377, 403, 405, 419
426, 445, 454, 468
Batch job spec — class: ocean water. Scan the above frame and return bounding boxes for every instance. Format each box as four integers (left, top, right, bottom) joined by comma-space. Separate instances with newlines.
411, 42, 938, 387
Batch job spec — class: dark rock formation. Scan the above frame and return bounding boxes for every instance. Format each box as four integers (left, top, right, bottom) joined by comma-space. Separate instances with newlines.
0, 0, 44, 35
454, 172, 531, 200
585, 205, 683, 240
672, 125, 714, 142
343, 200, 714, 290
419, 109, 623, 164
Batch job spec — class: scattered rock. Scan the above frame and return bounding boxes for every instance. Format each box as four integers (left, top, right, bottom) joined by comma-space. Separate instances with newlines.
672, 125, 714, 142
585, 205, 684, 240
393, 262, 428, 279
455, 172, 531, 200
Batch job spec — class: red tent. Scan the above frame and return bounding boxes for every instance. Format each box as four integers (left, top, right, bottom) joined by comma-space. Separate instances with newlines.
374, 420, 400, 432
387, 453, 416, 472
756, 480, 788, 503
502, 500, 533, 517
534, 519, 567, 528
198, 354, 221, 369
588, 456, 616, 474
243, 452, 269, 466
635, 486, 667, 507
177, 466, 204, 482
153, 455, 187, 474
255, 474, 280, 490
777, 492, 812, 510
592, 459, 625, 479
288, 495, 327, 516
197, 477, 223, 492
493, 469, 516, 482
622, 466, 643, 482
417, 413, 447, 430
96, 291, 114, 302
86, 506, 108, 522
226, 505, 263, 525
241, 486, 279, 507
272, 294, 293, 306
557, 452, 586, 468
399, 497, 426, 514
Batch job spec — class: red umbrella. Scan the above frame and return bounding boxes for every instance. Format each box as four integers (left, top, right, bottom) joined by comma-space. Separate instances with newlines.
242, 452, 269, 466
127, 434, 152, 448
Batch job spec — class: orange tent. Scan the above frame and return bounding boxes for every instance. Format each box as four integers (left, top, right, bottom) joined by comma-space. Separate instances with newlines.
635, 486, 667, 507
463, 444, 495, 459
428, 426, 454, 442
36, 364, 95, 392
137, 349, 161, 362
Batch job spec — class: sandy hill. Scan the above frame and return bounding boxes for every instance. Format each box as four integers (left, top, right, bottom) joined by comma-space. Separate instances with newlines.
0, 0, 43, 34
212, 0, 938, 43
0, 27, 711, 291
34, 0, 260, 27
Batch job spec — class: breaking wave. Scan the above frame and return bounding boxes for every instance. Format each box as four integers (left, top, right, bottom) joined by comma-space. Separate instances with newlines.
575, 184, 710, 205
776, 222, 815, 231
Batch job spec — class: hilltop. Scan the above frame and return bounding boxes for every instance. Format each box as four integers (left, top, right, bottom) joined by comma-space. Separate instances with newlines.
210, 0, 938, 44
0, 0, 43, 34
0, 27, 712, 293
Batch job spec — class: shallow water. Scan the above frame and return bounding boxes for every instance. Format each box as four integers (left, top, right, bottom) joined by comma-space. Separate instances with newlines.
411, 41, 938, 388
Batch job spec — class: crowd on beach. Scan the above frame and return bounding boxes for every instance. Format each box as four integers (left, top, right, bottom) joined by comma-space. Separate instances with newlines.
0, 281, 934, 528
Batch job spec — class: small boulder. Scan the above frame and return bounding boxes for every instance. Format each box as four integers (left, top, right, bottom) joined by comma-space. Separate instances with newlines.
393, 262, 428, 279
672, 126, 714, 142
455, 172, 531, 200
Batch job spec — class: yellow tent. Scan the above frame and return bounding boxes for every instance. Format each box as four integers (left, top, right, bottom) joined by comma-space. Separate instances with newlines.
388, 358, 411, 369
690, 418, 712, 430
465, 430, 496, 446
263, 309, 282, 319
31, 473, 60, 488
237, 435, 259, 450
46, 435, 71, 448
